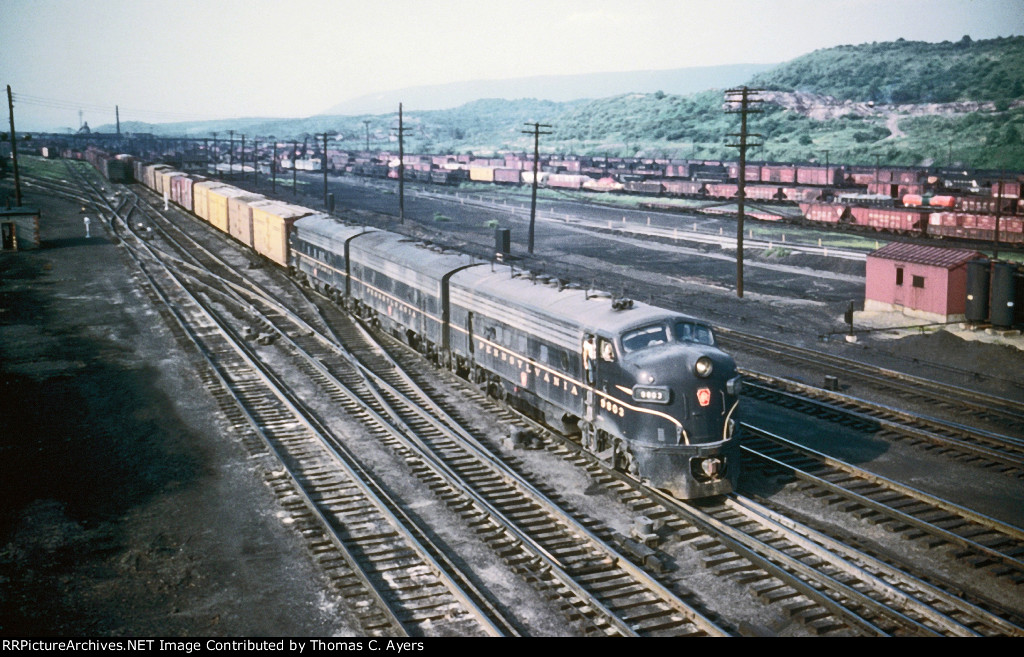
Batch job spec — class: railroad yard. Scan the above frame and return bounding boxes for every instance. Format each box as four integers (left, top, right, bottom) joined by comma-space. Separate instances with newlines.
2, 158, 1023, 637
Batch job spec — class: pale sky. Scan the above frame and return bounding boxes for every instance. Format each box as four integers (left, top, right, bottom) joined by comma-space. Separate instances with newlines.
3, 0, 1023, 131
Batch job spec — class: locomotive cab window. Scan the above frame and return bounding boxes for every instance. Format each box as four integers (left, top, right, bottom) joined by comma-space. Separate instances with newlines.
621, 324, 668, 352
674, 321, 715, 346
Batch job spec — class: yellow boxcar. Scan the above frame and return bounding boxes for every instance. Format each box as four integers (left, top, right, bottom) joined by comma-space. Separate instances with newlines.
469, 166, 495, 182
206, 185, 251, 234
145, 164, 170, 193
251, 201, 313, 267
192, 181, 220, 223
227, 194, 267, 248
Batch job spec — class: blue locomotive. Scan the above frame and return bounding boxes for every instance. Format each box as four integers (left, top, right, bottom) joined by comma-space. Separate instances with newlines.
290, 216, 742, 499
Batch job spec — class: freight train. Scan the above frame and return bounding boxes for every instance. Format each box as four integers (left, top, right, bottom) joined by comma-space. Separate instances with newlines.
69, 145, 1024, 246
88, 150, 743, 500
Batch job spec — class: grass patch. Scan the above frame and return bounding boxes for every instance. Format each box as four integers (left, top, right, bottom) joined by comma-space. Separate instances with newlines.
433, 212, 451, 222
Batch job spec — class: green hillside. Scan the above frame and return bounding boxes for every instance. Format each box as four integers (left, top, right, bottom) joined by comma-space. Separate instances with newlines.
96, 37, 1024, 170
749, 35, 1024, 104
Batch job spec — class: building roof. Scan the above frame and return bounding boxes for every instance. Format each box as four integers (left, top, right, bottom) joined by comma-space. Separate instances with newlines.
868, 242, 981, 269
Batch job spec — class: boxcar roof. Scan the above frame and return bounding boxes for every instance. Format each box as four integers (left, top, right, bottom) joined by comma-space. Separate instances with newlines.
251, 200, 314, 219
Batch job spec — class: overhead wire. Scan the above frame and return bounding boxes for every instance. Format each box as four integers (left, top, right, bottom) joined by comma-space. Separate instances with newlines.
11, 92, 227, 122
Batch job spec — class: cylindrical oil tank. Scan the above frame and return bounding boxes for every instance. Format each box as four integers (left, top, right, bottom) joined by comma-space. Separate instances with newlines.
990, 261, 1018, 328
965, 259, 991, 323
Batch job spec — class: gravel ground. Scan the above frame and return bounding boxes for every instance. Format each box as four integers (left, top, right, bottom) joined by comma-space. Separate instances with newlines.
0, 185, 354, 636
2, 171, 1020, 637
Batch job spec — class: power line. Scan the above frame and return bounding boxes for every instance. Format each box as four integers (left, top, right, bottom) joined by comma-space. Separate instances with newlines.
11, 92, 233, 122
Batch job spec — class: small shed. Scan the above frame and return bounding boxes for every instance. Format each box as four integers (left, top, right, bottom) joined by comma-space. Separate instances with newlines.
0, 207, 41, 251
865, 242, 981, 322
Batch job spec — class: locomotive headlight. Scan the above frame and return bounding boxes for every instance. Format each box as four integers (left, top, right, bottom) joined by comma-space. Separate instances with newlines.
694, 356, 713, 378
700, 457, 723, 477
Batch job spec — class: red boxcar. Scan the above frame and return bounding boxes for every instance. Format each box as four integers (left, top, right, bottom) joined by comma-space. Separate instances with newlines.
992, 181, 1022, 199
493, 168, 522, 184
760, 165, 797, 184
795, 166, 839, 186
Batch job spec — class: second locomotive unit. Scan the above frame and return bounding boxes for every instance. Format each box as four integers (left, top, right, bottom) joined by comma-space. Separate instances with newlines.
290, 217, 742, 499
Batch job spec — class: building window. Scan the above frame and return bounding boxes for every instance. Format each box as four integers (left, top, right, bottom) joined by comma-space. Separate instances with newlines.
912, 275, 925, 288
895, 267, 904, 285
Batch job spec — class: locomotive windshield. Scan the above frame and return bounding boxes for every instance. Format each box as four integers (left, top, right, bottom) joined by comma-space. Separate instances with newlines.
621, 324, 669, 352
674, 321, 715, 346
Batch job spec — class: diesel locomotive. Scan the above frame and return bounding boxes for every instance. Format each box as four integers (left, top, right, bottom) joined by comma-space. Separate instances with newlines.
89, 153, 743, 499
291, 217, 742, 499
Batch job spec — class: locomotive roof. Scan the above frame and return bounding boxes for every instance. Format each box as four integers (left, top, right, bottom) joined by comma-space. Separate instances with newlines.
451, 266, 698, 337
292, 214, 376, 247
348, 231, 480, 278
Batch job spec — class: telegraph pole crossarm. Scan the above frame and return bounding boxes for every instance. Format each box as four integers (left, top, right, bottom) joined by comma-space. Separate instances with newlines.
725, 86, 764, 299
522, 122, 552, 254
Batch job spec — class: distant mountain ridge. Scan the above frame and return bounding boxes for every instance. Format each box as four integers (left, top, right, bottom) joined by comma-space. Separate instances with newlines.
92, 37, 1023, 169
319, 63, 775, 115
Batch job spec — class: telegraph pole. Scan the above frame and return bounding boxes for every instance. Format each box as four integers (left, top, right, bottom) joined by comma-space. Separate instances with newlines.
292, 141, 298, 195
320, 132, 329, 209
272, 141, 277, 193
211, 132, 218, 176
240, 134, 246, 181
228, 130, 235, 178
253, 138, 259, 187
725, 86, 763, 298
522, 122, 552, 254
7, 85, 23, 206
363, 120, 371, 151
995, 174, 1004, 260
393, 103, 413, 223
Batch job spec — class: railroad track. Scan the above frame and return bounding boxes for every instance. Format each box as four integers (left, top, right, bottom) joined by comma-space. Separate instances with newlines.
717, 330, 1024, 439
248, 292, 727, 636
742, 376, 1024, 477
51, 167, 1024, 635
118, 182, 730, 636
63, 170, 513, 636
741, 423, 1024, 587
359, 320, 1024, 636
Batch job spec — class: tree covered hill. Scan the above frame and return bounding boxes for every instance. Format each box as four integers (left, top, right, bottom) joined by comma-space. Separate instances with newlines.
749, 35, 1024, 104
95, 37, 1024, 170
